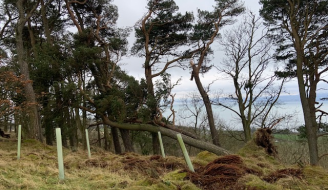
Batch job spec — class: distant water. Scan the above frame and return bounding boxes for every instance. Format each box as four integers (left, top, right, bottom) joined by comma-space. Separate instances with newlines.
163, 94, 328, 130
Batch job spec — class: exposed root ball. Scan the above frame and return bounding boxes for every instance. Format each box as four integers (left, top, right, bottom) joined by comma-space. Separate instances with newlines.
254, 128, 277, 156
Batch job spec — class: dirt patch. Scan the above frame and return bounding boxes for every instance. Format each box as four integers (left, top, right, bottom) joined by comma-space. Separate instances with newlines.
263, 168, 303, 183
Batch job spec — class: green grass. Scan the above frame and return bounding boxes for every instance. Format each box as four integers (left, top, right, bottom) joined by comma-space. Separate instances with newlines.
273, 134, 301, 141
1, 135, 328, 189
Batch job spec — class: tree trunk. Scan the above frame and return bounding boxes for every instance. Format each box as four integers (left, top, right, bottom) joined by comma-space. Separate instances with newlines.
120, 129, 134, 152
44, 110, 54, 145
16, 0, 42, 141
145, 63, 160, 154
299, 93, 318, 165
4, 115, 8, 132
296, 54, 319, 165
82, 107, 87, 150
111, 127, 122, 154
75, 107, 85, 149
65, 107, 75, 149
102, 116, 230, 156
152, 132, 159, 155
103, 125, 110, 151
243, 121, 252, 142
192, 68, 220, 146
97, 124, 101, 148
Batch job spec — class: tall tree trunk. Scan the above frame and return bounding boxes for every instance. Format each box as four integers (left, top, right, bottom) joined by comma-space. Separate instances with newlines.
145, 64, 160, 154
97, 123, 101, 148
40, 0, 57, 145
111, 127, 122, 154
233, 75, 252, 142
103, 125, 110, 151
16, 0, 42, 141
243, 120, 252, 142
296, 54, 319, 165
65, 106, 75, 149
44, 106, 54, 145
82, 106, 87, 150
152, 132, 159, 155
75, 107, 85, 149
4, 115, 8, 132
192, 67, 220, 146
120, 128, 134, 152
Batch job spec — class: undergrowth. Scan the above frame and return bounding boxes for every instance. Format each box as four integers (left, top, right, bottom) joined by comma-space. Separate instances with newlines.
0, 136, 328, 190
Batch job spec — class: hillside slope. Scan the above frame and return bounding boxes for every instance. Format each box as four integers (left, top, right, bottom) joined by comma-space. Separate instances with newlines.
0, 136, 328, 189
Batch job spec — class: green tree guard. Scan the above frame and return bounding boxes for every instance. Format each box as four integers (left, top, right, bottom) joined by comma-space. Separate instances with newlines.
177, 134, 194, 172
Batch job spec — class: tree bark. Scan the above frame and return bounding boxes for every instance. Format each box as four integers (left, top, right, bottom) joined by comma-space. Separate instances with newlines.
152, 132, 159, 155
296, 54, 319, 165
120, 128, 134, 152
103, 125, 110, 151
97, 123, 101, 148
290, 15, 319, 165
191, 66, 220, 146
145, 61, 160, 154
16, 0, 42, 141
111, 127, 122, 154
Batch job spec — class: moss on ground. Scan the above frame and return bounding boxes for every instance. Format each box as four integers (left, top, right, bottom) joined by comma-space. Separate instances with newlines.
192, 151, 219, 166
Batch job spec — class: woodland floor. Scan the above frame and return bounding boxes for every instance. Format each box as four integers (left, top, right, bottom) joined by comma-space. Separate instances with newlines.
1, 132, 328, 190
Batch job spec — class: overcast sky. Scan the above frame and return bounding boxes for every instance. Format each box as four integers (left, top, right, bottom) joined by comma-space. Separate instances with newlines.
112, 0, 303, 98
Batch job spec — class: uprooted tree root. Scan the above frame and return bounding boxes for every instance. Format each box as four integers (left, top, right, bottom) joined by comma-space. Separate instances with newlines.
254, 128, 277, 156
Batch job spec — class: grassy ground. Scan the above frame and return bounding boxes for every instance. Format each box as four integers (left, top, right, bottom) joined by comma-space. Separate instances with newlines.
272, 133, 328, 168
1, 136, 328, 190
273, 133, 300, 141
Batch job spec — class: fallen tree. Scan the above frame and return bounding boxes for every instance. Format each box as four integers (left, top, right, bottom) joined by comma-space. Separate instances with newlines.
101, 116, 231, 156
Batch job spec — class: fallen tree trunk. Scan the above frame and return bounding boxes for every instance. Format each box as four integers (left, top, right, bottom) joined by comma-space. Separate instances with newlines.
101, 116, 231, 156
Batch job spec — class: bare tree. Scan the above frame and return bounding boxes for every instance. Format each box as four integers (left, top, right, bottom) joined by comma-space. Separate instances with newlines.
179, 92, 208, 138
215, 12, 286, 142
